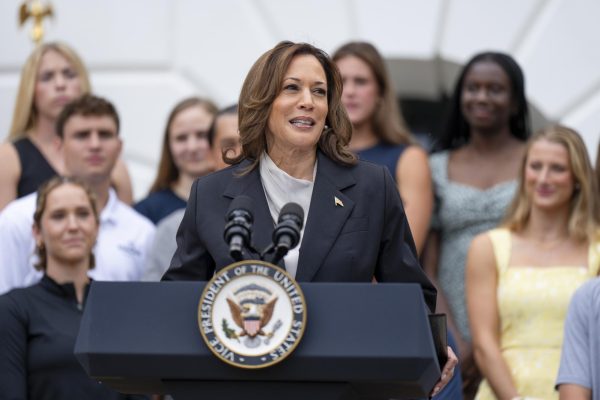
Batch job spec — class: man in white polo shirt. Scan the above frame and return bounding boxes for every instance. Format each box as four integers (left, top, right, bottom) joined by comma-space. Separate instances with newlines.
0, 94, 154, 294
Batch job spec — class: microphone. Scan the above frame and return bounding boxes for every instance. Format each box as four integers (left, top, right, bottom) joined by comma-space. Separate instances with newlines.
223, 195, 254, 261
270, 202, 304, 265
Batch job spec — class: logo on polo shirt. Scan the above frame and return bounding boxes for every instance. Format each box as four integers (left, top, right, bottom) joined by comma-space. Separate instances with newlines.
117, 242, 143, 257
198, 260, 306, 369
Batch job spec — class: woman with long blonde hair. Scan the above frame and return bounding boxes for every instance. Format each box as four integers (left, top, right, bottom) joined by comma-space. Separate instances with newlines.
466, 125, 600, 399
0, 42, 132, 210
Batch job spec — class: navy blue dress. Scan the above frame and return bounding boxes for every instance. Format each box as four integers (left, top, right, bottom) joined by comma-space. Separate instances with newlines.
134, 188, 186, 224
356, 142, 406, 181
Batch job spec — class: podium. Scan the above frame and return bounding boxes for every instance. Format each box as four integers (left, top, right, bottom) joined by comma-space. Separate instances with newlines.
75, 281, 440, 399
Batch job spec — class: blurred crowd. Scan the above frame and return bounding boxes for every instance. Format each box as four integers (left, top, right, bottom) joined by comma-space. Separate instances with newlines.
0, 40, 598, 400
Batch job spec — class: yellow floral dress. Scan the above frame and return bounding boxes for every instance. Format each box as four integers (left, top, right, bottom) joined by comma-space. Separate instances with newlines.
475, 228, 600, 400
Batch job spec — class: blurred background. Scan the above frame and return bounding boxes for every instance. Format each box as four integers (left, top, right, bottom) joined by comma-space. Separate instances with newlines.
1, 0, 599, 200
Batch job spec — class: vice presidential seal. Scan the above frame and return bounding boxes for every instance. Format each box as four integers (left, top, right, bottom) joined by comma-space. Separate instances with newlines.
198, 260, 307, 369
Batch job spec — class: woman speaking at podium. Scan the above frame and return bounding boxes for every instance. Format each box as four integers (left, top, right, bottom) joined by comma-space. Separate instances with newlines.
162, 41, 457, 394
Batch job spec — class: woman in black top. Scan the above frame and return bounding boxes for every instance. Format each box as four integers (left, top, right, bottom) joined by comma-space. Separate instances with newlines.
0, 176, 144, 400
0, 42, 133, 211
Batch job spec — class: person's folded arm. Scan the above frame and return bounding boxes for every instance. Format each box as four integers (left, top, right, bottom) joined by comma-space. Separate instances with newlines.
559, 384, 591, 400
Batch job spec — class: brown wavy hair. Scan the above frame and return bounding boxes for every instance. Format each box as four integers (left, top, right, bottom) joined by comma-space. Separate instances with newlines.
503, 125, 600, 242
230, 41, 356, 172
33, 176, 99, 271
332, 41, 413, 145
149, 97, 217, 193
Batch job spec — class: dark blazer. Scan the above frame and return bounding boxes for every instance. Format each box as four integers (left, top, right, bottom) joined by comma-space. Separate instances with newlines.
162, 151, 436, 312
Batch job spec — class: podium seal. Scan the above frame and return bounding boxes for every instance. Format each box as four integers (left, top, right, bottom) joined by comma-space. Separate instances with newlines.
198, 260, 307, 369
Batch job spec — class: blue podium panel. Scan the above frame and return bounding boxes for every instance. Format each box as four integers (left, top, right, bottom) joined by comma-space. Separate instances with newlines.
75, 282, 439, 399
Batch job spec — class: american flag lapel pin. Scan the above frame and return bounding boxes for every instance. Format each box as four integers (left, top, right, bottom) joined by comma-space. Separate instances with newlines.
334, 196, 344, 207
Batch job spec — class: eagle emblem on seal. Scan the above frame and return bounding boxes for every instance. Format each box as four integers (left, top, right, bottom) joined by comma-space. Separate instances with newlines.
222, 283, 282, 348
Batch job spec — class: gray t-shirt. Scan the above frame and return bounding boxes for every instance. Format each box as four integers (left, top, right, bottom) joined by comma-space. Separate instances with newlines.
556, 277, 600, 396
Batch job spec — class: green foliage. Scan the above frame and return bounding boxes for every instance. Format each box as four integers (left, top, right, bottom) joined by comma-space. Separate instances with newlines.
222, 319, 239, 342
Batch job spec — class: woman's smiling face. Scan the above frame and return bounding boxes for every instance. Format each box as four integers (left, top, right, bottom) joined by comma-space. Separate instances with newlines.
267, 54, 328, 155
460, 60, 514, 133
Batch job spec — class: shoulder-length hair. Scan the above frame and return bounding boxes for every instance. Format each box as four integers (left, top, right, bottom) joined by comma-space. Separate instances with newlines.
33, 176, 99, 271
332, 41, 413, 146
435, 51, 530, 151
8, 42, 91, 141
230, 41, 356, 172
149, 97, 217, 193
503, 125, 600, 242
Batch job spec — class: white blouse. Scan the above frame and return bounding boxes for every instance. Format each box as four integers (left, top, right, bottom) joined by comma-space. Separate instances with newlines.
259, 152, 315, 278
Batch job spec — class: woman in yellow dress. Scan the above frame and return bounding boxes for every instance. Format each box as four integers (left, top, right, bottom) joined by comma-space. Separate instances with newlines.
466, 125, 600, 399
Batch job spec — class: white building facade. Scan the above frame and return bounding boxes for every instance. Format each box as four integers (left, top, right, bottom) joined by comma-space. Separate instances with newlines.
1, 0, 598, 199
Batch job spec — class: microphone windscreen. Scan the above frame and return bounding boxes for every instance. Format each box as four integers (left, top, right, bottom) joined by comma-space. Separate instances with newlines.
278, 202, 304, 227
228, 195, 254, 216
